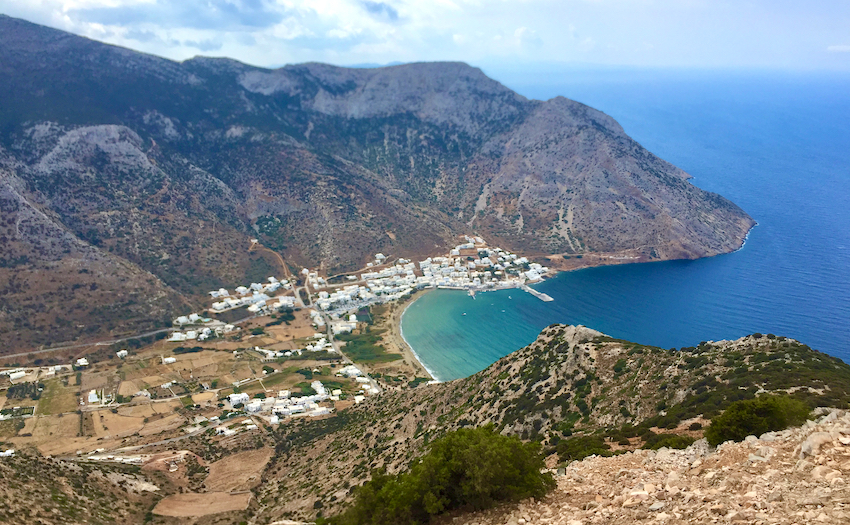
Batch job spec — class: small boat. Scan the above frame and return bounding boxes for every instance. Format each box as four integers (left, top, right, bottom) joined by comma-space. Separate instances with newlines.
462, 313, 467, 316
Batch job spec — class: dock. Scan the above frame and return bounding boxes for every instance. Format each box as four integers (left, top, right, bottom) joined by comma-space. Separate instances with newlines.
521, 284, 554, 302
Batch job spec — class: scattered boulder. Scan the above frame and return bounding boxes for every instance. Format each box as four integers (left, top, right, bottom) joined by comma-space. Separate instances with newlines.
451, 410, 850, 525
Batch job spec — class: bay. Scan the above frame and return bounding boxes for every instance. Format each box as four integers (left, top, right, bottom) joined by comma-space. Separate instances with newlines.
402, 68, 850, 382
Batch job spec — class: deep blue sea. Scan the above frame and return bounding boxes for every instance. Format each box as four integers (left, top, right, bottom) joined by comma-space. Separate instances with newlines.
402, 68, 850, 382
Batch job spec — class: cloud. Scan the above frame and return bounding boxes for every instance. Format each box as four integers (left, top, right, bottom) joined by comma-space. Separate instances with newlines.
125, 28, 160, 43
514, 26, 542, 49
183, 39, 224, 52
361, 1, 399, 22
70, 0, 286, 31
2, 0, 849, 71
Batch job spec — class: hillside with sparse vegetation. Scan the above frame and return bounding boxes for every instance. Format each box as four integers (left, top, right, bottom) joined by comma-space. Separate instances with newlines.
255, 325, 850, 522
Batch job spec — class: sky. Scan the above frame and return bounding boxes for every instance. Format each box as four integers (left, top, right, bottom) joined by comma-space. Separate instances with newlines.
2, 0, 850, 73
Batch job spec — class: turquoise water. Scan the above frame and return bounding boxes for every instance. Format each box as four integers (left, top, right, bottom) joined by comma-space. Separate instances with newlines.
402, 69, 850, 382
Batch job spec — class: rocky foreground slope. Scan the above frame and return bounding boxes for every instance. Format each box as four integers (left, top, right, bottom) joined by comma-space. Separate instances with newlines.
444, 409, 850, 525
0, 14, 753, 352
258, 326, 850, 521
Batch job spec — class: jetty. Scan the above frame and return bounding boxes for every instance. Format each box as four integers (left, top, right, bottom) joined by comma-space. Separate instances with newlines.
521, 284, 554, 302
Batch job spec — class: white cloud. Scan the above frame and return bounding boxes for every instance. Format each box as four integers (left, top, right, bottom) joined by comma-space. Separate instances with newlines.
1, 0, 849, 70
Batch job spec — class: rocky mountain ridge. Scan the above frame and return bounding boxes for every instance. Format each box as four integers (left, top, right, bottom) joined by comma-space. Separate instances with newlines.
0, 14, 753, 351
257, 325, 850, 521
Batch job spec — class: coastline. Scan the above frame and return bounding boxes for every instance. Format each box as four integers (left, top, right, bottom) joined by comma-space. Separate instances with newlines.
379, 289, 436, 381
397, 291, 443, 382
384, 226, 758, 385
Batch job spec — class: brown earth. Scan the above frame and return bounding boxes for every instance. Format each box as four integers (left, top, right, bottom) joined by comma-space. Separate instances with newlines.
204, 447, 273, 492
152, 492, 252, 517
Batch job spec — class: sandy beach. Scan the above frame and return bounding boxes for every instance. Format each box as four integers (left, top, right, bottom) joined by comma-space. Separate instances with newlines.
370, 289, 434, 381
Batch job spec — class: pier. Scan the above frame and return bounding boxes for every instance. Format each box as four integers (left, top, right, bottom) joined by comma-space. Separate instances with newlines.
521, 284, 554, 302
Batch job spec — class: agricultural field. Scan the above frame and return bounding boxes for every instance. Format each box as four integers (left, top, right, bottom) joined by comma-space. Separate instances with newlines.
204, 447, 273, 492
38, 379, 79, 415
152, 492, 253, 517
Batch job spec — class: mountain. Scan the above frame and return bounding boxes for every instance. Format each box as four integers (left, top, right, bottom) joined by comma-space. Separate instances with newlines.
0, 15, 754, 352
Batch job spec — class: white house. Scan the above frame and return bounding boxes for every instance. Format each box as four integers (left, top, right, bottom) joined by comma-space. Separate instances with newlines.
116, 350, 128, 359
75, 358, 89, 367
162, 357, 176, 365
229, 393, 250, 406
88, 390, 99, 404
338, 365, 363, 378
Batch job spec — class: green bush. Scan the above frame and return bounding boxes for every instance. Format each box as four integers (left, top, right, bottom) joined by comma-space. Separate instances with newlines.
332, 425, 553, 525
642, 433, 695, 450
705, 395, 810, 446
556, 435, 612, 462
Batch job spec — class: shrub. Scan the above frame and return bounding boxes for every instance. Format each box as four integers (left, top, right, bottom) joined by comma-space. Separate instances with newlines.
613, 359, 627, 375
705, 395, 810, 446
556, 435, 612, 462
332, 425, 553, 525
642, 433, 695, 450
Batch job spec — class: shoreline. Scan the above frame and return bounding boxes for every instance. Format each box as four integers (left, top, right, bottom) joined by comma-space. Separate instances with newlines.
385, 227, 758, 384
391, 280, 557, 384
379, 289, 437, 381
397, 291, 443, 382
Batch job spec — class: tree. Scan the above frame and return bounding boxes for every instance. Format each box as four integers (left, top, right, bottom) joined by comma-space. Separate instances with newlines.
333, 425, 554, 525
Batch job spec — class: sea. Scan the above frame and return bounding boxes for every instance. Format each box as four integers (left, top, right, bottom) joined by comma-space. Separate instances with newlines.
401, 67, 850, 382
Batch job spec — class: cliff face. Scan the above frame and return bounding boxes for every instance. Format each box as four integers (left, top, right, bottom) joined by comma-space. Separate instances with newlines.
0, 14, 754, 351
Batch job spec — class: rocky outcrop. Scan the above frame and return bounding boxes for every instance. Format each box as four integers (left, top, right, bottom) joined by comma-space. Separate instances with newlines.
448, 409, 850, 525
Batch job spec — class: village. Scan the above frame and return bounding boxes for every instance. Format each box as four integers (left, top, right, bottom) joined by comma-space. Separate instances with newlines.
0, 236, 550, 460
